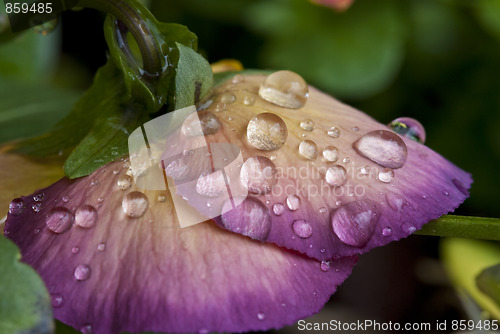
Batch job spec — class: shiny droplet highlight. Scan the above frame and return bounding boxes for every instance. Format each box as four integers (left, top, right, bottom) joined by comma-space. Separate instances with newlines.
75, 205, 98, 229
46, 207, 74, 234
299, 140, 318, 160
247, 113, 288, 151
353, 130, 407, 169
258, 70, 308, 109
292, 219, 313, 238
122, 191, 149, 218
389, 117, 426, 143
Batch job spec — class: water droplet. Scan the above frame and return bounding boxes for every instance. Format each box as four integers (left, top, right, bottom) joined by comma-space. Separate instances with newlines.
320, 260, 331, 272
34, 228, 41, 235
378, 168, 394, 183
62, 195, 70, 203
75, 205, 98, 229
273, 203, 285, 216
320, 248, 326, 253
182, 111, 221, 136
452, 178, 469, 195
352, 126, 359, 131
221, 197, 272, 241
342, 157, 350, 164
51, 293, 64, 308
327, 127, 340, 138
319, 207, 327, 214
46, 207, 74, 234
72, 246, 80, 254
258, 70, 308, 109
196, 170, 227, 197
442, 190, 449, 196
8, 198, 25, 216
247, 113, 288, 151
80, 324, 93, 334
322, 146, 339, 162
382, 227, 393, 236
300, 119, 314, 131
74, 264, 91, 281
331, 200, 381, 247
34, 18, 58, 35
292, 219, 313, 238
232, 74, 244, 83
122, 191, 149, 218
385, 193, 406, 212
97, 243, 106, 251
117, 174, 133, 190
240, 156, 277, 194
257, 312, 266, 320
33, 193, 44, 202
113, 169, 120, 175
90, 179, 99, 186
286, 195, 301, 211
360, 166, 370, 175
407, 226, 417, 233
220, 92, 236, 104
215, 103, 226, 112
299, 140, 318, 160
165, 158, 189, 181
389, 117, 426, 143
243, 95, 255, 106
325, 165, 347, 187
157, 195, 167, 202
353, 130, 407, 169
97, 197, 104, 203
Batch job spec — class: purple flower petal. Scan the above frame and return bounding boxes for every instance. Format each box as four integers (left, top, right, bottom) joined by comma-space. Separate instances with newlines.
4, 160, 356, 334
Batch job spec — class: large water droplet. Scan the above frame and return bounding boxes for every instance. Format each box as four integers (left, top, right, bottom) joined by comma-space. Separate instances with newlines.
75, 205, 98, 229
240, 156, 277, 194
221, 198, 272, 241
117, 174, 133, 190
273, 203, 285, 216
247, 113, 288, 151
286, 195, 301, 211
182, 111, 221, 136
322, 146, 339, 162
300, 119, 314, 131
74, 264, 91, 281
8, 198, 25, 216
46, 207, 74, 234
292, 219, 313, 238
258, 70, 308, 109
378, 168, 394, 183
327, 127, 340, 138
389, 117, 426, 143
196, 170, 227, 197
299, 140, 318, 160
325, 165, 347, 187
331, 200, 381, 247
122, 191, 149, 218
353, 130, 407, 169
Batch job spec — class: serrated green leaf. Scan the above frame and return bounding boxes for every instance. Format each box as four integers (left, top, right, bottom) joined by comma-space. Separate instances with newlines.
0, 78, 79, 144
0, 236, 54, 334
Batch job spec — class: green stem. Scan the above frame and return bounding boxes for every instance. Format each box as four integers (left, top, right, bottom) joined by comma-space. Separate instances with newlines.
415, 215, 500, 241
77, 0, 163, 75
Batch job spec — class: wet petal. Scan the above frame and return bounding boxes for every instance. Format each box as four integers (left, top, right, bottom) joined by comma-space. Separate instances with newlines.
167, 73, 472, 261
4, 160, 356, 334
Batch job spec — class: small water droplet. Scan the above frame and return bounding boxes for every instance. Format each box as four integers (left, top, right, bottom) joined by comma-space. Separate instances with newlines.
360, 166, 370, 175
97, 243, 106, 251
286, 195, 301, 211
215, 103, 226, 112
46, 207, 74, 234
72, 246, 80, 254
117, 174, 133, 190
165, 158, 189, 181
342, 157, 350, 164
243, 95, 255, 106
196, 170, 227, 197
385, 193, 406, 212
258, 70, 308, 109
325, 165, 347, 187
62, 195, 70, 203
221, 198, 272, 241
97, 197, 104, 203
247, 113, 288, 151
34, 228, 41, 235
80, 324, 93, 334
442, 190, 449, 196
319, 207, 327, 214
157, 195, 167, 202
34, 18, 58, 35
182, 111, 221, 136
382, 227, 393, 236
299, 140, 318, 160
378, 168, 394, 183
331, 200, 381, 247
74, 264, 91, 281
352, 126, 359, 131
320, 260, 331, 272
335, 200, 342, 206
257, 312, 266, 320
113, 169, 120, 175
300, 119, 314, 131
389, 117, 426, 143
273, 203, 285, 216
353, 130, 407, 169
320, 248, 326, 253
90, 179, 99, 186
292, 219, 313, 238
408, 226, 417, 233
122, 191, 149, 218
33, 193, 44, 202
75, 205, 98, 229
327, 127, 340, 138
220, 92, 236, 104
8, 198, 25, 216
232, 74, 244, 83
322, 146, 339, 162
240, 156, 277, 194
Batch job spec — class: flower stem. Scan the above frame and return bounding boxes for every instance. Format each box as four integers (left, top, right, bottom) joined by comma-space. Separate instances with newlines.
415, 215, 500, 241
77, 0, 164, 75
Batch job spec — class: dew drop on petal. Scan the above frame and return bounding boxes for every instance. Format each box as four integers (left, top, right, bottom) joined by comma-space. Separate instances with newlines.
90, 179, 99, 186
327, 127, 340, 138
51, 293, 64, 308
247, 113, 288, 151
319, 207, 327, 214
32, 203, 42, 213
46, 207, 74, 234
117, 174, 133, 190
299, 140, 318, 160
182, 111, 221, 136
157, 195, 167, 202
385, 193, 406, 212
258, 70, 308, 109
300, 119, 314, 131
165, 158, 189, 181
243, 95, 255, 106
273, 203, 285, 216
80, 324, 93, 334
72, 246, 80, 254
382, 227, 393, 236
331, 200, 381, 247
62, 195, 70, 203
74, 264, 91, 281
292, 219, 313, 238
122, 191, 149, 218
322, 146, 339, 162
325, 165, 347, 187
320, 260, 331, 272
75, 205, 98, 229
221, 197, 272, 241
286, 195, 301, 211
97, 243, 106, 251
240, 156, 277, 194
33, 193, 44, 202
8, 198, 25, 216
353, 130, 407, 169
196, 170, 227, 197
220, 92, 236, 104
232, 74, 244, 84
378, 168, 394, 183
389, 117, 426, 143
257, 312, 266, 320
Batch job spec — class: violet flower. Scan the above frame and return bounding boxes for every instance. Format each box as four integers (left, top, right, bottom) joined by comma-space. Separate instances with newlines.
4, 70, 471, 334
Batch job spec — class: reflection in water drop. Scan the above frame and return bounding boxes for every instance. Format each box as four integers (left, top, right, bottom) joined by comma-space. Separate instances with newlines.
122, 191, 149, 218
299, 140, 318, 160
286, 195, 301, 211
240, 156, 277, 194
258, 70, 308, 109
292, 219, 313, 238
74, 264, 91, 281
8, 198, 25, 216
75, 205, 98, 229
322, 146, 339, 162
247, 113, 288, 151
353, 130, 407, 169
325, 165, 347, 187
389, 117, 426, 143
300, 119, 314, 131
46, 207, 74, 234
221, 198, 272, 241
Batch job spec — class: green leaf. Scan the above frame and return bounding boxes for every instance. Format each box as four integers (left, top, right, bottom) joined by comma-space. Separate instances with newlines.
0, 78, 79, 144
477, 263, 500, 307
474, 0, 500, 43
0, 236, 54, 334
